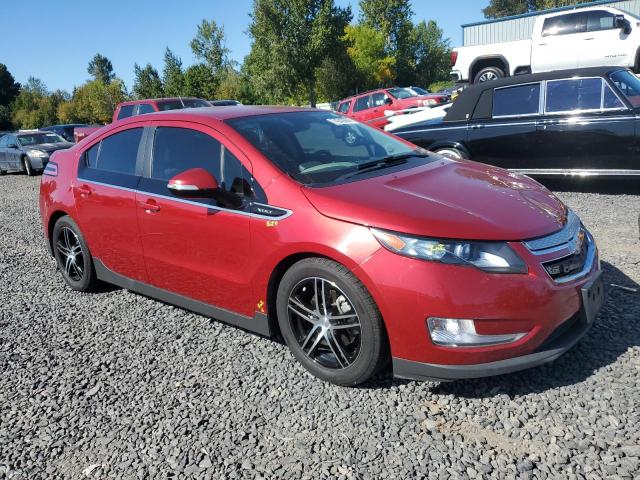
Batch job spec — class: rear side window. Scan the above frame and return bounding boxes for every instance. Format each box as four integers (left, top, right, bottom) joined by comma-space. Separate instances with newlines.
542, 13, 585, 37
493, 83, 540, 117
137, 103, 155, 115
338, 101, 351, 114
353, 95, 371, 112
545, 78, 603, 113
117, 105, 135, 120
88, 128, 143, 174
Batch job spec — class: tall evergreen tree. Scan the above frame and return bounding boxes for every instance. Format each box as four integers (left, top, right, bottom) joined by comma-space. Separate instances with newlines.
132, 63, 164, 99
87, 53, 115, 84
162, 48, 185, 97
0, 63, 20, 107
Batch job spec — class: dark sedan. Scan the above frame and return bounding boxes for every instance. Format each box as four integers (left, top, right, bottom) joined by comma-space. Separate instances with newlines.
392, 67, 640, 177
40, 124, 90, 142
0, 131, 72, 175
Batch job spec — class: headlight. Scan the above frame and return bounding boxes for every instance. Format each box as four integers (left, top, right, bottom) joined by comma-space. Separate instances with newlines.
27, 149, 48, 158
370, 228, 528, 274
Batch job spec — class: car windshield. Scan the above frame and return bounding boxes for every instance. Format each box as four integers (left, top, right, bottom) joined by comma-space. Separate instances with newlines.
156, 99, 211, 111
411, 87, 429, 95
226, 111, 428, 185
609, 70, 640, 108
388, 88, 418, 99
18, 133, 65, 146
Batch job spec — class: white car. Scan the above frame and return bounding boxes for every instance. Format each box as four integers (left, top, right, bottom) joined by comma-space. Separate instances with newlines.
451, 6, 640, 84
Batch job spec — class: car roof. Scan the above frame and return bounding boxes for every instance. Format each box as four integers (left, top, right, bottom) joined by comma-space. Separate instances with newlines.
444, 66, 628, 122
117, 97, 207, 106
112, 105, 317, 126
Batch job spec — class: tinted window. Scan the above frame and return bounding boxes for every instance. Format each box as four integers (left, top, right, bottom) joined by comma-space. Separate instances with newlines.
353, 95, 370, 112
0, 136, 7, 147
137, 103, 155, 115
95, 128, 142, 174
610, 69, 640, 107
586, 10, 615, 32
603, 83, 625, 109
338, 101, 351, 114
493, 84, 541, 117
117, 105, 135, 120
371, 92, 388, 107
545, 78, 602, 113
85, 143, 99, 168
151, 127, 254, 200
155, 99, 210, 111
542, 13, 585, 36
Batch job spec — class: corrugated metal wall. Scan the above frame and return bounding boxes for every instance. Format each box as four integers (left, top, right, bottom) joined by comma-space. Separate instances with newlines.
463, 0, 640, 46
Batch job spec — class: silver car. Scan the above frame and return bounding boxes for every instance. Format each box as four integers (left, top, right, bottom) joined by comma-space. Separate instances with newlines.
0, 131, 73, 175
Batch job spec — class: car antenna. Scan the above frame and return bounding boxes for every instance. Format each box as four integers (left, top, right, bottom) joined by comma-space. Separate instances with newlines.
179, 96, 185, 108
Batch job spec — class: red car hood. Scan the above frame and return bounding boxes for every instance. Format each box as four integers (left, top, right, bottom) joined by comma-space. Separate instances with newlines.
302, 159, 568, 241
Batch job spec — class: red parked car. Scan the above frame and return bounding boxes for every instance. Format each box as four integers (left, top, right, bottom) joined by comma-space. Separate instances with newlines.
74, 97, 211, 142
39, 106, 604, 386
337, 87, 449, 129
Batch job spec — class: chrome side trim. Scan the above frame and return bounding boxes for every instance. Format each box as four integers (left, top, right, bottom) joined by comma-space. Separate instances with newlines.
77, 177, 293, 221
510, 168, 640, 176
167, 183, 199, 191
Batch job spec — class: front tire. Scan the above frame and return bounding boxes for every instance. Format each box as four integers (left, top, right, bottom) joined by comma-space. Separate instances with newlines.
52, 216, 98, 292
474, 66, 504, 84
276, 258, 388, 386
22, 157, 35, 176
434, 147, 467, 160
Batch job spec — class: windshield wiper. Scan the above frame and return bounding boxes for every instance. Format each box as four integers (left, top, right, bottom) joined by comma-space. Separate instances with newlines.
332, 151, 430, 183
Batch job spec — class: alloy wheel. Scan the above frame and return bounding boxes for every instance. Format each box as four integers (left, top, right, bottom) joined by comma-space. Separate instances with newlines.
287, 277, 362, 369
56, 226, 85, 282
478, 71, 498, 82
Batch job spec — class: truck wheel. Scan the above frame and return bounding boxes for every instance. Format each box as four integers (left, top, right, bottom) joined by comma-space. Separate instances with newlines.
474, 67, 504, 84
22, 157, 35, 176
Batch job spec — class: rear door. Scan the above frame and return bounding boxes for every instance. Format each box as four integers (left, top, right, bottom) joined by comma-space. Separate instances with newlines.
0, 134, 8, 169
73, 126, 148, 282
467, 82, 541, 169
532, 12, 584, 72
534, 76, 635, 171
135, 123, 257, 316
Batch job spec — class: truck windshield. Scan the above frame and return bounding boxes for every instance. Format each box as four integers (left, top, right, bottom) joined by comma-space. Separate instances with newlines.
610, 70, 640, 108
226, 111, 425, 185
156, 99, 211, 111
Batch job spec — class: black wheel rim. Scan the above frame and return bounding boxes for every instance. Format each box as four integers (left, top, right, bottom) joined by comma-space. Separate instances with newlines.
287, 277, 362, 370
56, 227, 85, 282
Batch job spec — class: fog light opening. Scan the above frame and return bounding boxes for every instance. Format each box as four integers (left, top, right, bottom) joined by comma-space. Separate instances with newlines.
427, 317, 527, 347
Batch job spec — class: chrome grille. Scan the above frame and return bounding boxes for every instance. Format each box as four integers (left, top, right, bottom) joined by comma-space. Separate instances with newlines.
523, 210, 581, 255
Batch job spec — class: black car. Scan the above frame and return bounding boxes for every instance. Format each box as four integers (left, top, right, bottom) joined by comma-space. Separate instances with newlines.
392, 67, 640, 177
40, 124, 89, 142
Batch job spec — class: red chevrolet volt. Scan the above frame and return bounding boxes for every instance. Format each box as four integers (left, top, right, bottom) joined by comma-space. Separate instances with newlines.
39, 106, 604, 386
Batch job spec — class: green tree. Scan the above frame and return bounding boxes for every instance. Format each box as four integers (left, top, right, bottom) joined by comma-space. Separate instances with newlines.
0, 64, 20, 107
183, 64, 217, 99
246, 0, 352, 107
133, 63, 164, 99
162, 48, 185, 97
0, 105, 12, 130
190, 20, 230, 76
359, 0, 414, 83
10, 78, 62, 129
343, 25, 395, 89
412, 20, 451, 88
87, 53, 115, 84
61, 79, 127, 124
483, 0, 586, 18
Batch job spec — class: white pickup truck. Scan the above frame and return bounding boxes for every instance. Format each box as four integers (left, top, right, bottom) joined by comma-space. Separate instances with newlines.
451, 6, 640, 84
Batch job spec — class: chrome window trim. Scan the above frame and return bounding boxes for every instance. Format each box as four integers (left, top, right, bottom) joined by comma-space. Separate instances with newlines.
492, 82, 543, 119
76, 177, 293, 221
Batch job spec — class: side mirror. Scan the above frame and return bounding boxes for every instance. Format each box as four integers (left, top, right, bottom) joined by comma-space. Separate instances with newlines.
615, 15, 631, 33
167, 168, 219, 198
7, 143, 17, 149
384, 97, 393, 106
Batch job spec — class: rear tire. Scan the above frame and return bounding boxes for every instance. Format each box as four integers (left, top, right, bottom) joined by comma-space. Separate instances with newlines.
474, 66, 504, 84
22, 157, 35, 176
52, 216, 98, 292
276, 258, 388, 386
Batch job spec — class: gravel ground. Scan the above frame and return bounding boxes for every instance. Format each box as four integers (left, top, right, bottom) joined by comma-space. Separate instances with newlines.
0, 175, 639, 480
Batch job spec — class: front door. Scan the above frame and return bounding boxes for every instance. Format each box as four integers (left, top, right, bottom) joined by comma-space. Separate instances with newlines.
135, 123, 256, 317
467, 82, 541, 169
578, 10, 631, 68
535, 76, 635, 171
73, 126, 148, 282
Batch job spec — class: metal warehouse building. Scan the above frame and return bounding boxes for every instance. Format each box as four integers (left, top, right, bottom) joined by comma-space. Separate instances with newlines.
462, 0, 640, 46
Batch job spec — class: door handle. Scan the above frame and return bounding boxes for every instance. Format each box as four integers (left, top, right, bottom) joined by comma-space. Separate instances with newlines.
584, 37, 595, 40
75, 185, 92, 198
139, 199, 160, 213
470, 124, 485, 130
